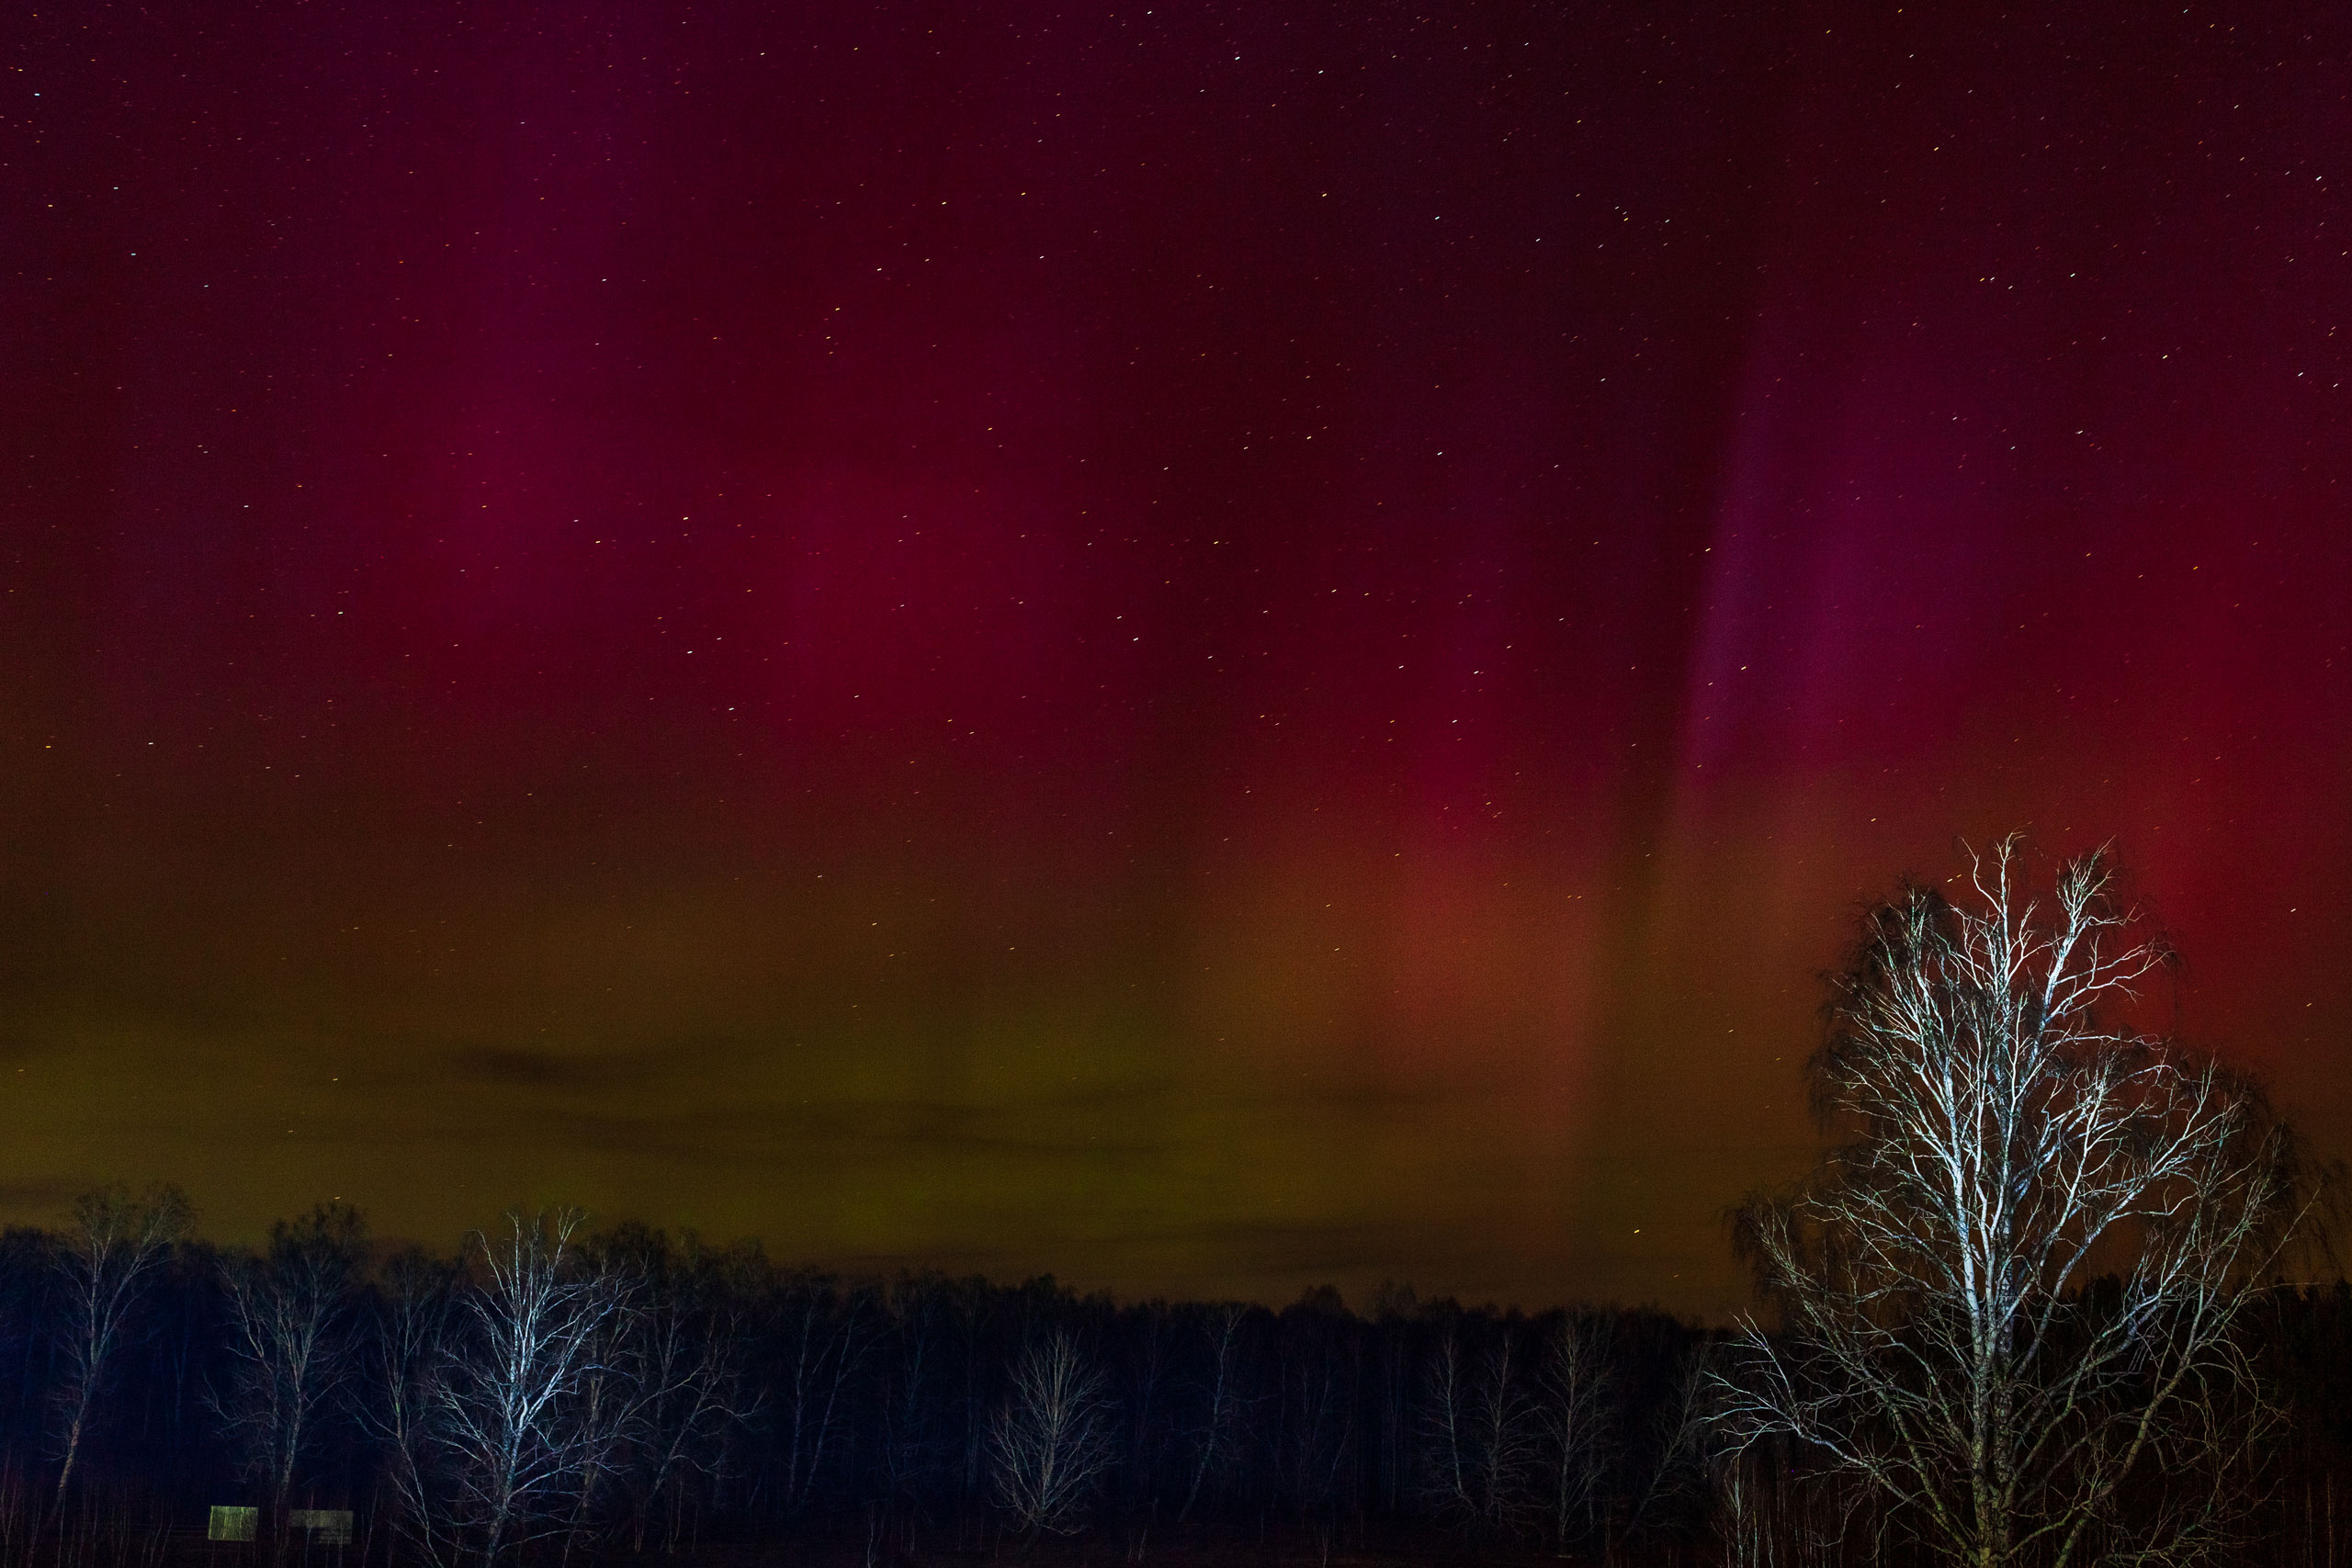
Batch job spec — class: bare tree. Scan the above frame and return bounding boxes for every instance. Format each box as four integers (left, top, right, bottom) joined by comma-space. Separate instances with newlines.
1419, 1320, 1536, 1536
1119, 1301, 1177, 1525
989, 1330, 1114, 1540
1421, 1323, 1474, 1526
367, 1246, 460, 1568
1721, 838, 2318, 1568
617, 1240, 751, 1554
542, 1226, 752, 1560
1466, 1327, 1537, 1535
214, 1203, 367, 1552
1280, 1292, 1359, 1536
555, 1274, 638, 1565
50, 1183, 192, 1511
1533, 1313, 1615, 1552
876, 1275, 952, 1551
949, 1280, 995, 1516
432, 1210, 636, 1567
1630, 1342, 1714, 1539
1419, 1314, 1609, 1545
1177, 1303, 1247, 1524
764, 1273, 867, 1519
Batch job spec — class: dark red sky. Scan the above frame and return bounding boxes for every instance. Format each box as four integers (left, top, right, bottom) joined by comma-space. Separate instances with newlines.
5, 2, 2348, 1316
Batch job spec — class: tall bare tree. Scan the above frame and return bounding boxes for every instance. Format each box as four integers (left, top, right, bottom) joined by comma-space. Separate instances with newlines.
215, 1203, 367, 1551
989, 1330, 1114, 1540
1422, 1319, 1536, 1538
1629, 1344, 1714, 1540
1177, 1303, 1248, 1524
1534, 1313, 1615, 1552
555, 1272, 638, 1565
368, 1246, 461, 1568
1280, 1291, 1360, 1535
1118, 1301, 1177, 1523
876, 1276, 949, 1545
1721, 838, 2318, 1568
1421, 1322, 1474, 1527
50, 1183, 192, 1511
548, 1227, 751, 1561
433, 1210, 636, 1567
616, 1238, 751, 1554
764, 1273, 867, 1519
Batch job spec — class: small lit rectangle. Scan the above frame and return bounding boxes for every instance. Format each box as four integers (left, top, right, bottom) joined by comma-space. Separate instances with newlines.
289, 1511, 354, 1546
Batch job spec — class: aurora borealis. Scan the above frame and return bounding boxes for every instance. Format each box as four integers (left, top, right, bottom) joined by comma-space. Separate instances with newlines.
6, 3, 2348, 1316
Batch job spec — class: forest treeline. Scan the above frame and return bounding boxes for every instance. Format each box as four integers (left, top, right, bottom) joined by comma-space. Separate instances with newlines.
0, 1188, 1719, 1563
5, 1186, 2352, 1568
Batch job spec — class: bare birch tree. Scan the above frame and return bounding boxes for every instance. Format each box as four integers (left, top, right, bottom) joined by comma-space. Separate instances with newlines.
214, 1203, 367, 1551
764, 1274, 867, 1518
619, 1245, 751, 1554
432, 1210, 636, 1567
367, 1246, 460, 1568
1178, 1303, 1247, 1523
1630, 1343, 1714, 1538
1280, 1292, 1359, 1533
989, 1330, 1114, 1540
543, 1228, 752, 1561
556, 1277, 638, 1564
1720, 838, 2317, 1568
1420, 1321, 1536, 1535
1466, 1327, 1538, 1535
1420, 1323, 1475, 1528
1534, 1313, 1615, 1552
50, 1183, 192, 1511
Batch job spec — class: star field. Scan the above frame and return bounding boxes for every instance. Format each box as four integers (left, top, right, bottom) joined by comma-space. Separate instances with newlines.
4, 2, 2348, 1313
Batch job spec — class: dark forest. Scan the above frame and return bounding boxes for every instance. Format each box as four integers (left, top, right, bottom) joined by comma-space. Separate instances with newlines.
1, 1191, 2347, 1568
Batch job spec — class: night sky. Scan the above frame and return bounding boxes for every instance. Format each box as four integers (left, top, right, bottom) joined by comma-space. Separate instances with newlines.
6, 3, 2349, 1317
